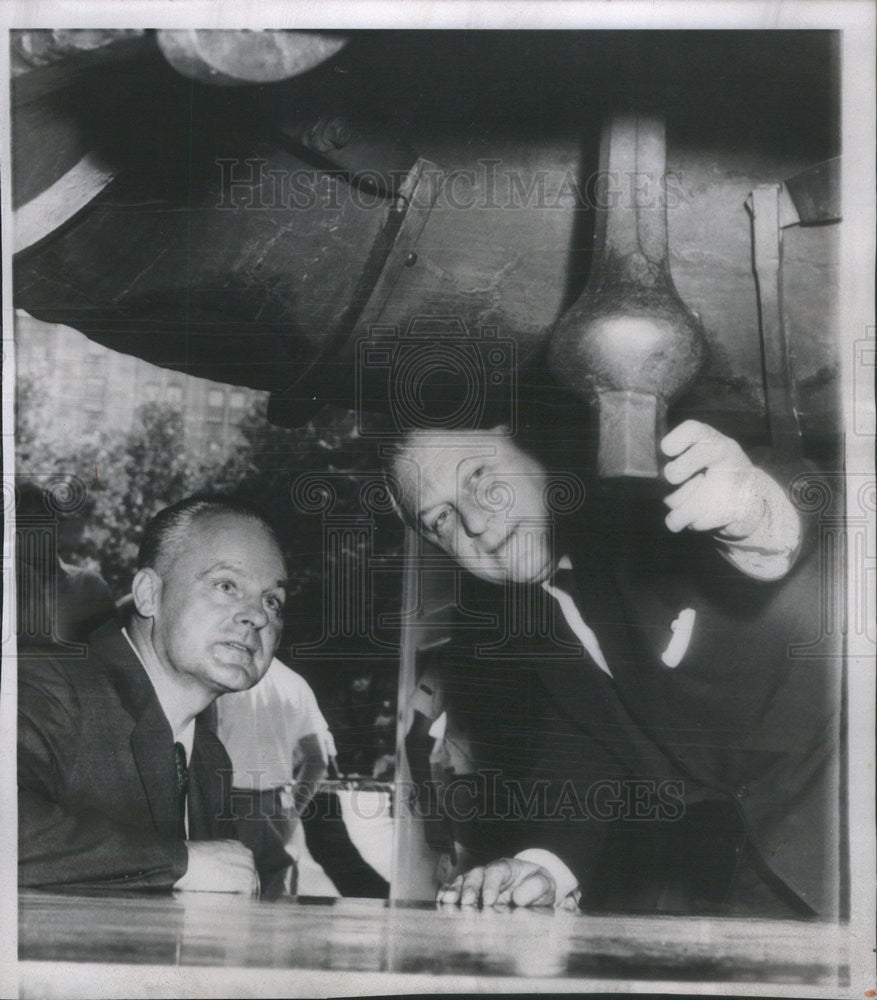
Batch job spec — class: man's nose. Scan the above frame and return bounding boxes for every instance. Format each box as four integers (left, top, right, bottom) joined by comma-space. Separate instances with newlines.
459, 500, 491, 537
234, 600, 269, 629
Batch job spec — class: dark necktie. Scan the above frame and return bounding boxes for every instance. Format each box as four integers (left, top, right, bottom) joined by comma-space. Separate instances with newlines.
174, 742, 188, 836
551, 567, 578, 596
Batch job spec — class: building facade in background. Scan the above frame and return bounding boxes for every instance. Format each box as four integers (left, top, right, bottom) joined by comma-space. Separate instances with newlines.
15, 309, 266, 461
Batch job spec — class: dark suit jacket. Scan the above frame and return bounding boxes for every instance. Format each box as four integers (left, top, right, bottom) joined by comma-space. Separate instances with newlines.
430, 487, 840, 916
18, 621, 238, 889
564, 488, 841, 917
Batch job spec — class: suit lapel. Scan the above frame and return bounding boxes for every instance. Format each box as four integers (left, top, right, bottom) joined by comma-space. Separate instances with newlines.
525, 578, 685, 784
90, 621, 179, 840
571, 552, 730, 791
130, 700, 178, 841
565, 555, 642, 687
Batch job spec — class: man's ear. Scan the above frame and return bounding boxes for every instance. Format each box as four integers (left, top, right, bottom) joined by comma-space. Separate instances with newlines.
131, 568, 162, 618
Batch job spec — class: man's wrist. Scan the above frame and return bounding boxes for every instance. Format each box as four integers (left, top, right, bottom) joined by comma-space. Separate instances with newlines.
717, 474, 802, 580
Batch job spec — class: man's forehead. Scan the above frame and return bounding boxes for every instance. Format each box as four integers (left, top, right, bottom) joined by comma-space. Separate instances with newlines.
399, 430, 515, 470
178, 513, 284, 570
396, 431, 530, 511
190, 510, 272, 539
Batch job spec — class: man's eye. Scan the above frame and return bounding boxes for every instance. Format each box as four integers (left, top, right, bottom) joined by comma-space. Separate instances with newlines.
215, 580, 237, 595
264, 595, 284, 614
431, 508, 453, 534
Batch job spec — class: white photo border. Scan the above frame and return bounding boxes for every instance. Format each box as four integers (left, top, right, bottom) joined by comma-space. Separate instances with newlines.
1, 3, 873, 997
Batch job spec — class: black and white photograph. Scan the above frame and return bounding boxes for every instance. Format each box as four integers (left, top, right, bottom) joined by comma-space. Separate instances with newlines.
1, 2, 874, 997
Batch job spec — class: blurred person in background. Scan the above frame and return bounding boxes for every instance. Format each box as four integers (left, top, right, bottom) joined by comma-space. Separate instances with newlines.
15, 480, 116, 649
215, 657, 331, 898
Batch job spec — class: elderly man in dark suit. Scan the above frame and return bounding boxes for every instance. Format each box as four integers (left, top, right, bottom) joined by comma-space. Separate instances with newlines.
18, 495, 289, 893
390, 421, 839, 917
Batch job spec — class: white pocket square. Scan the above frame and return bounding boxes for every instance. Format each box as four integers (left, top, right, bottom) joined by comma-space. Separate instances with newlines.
661, 608, 696, 668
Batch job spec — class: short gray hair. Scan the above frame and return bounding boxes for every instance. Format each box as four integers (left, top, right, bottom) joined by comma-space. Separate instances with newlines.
137, 495, 278, 574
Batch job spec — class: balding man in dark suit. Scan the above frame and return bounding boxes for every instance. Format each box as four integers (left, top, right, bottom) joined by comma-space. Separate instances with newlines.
390, 421, 838, 917
19, 495, 289, 893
